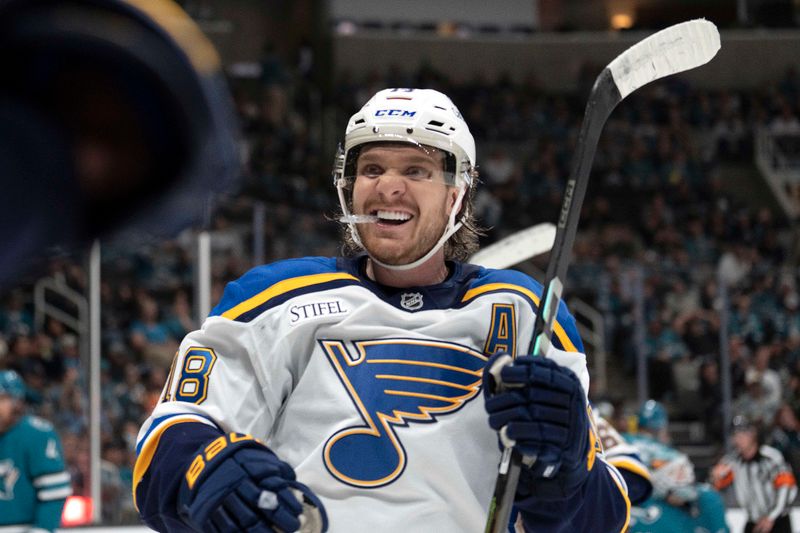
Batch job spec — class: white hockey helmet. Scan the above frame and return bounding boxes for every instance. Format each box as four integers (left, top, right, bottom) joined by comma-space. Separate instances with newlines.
333, 88, 477, 270
650, 455, 698, 503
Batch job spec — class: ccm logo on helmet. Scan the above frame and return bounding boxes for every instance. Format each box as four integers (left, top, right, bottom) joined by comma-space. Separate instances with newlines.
375, 109, 416, 117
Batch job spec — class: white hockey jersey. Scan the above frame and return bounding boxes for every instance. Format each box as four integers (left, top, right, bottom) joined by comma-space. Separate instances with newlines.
133, 256, 628, 532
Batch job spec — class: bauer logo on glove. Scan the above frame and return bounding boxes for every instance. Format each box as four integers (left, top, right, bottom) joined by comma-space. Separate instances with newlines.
178, 432, 327, 533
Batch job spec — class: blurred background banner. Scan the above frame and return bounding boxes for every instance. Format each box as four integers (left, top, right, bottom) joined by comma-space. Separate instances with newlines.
1, 0, 800, 530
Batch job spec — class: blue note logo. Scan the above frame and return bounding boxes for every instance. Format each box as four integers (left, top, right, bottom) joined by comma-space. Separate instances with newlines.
0, 459, 19, 500
320, 338, 487, 488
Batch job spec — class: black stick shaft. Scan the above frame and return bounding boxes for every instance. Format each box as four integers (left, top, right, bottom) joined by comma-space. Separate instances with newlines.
485, 69, 621, 533
532, 70, 620, 350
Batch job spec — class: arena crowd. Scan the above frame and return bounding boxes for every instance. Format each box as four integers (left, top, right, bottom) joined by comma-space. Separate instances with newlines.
1, 55, 799, 522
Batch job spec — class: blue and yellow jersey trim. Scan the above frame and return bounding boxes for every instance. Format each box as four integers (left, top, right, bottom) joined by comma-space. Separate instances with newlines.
211, 257, 361, 322
462, 268, 584, 353
132, 413, 218, 510
603, 459, 632, 533
608, 457, 652, 481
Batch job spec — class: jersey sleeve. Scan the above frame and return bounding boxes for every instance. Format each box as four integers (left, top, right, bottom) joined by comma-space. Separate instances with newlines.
763, 446, 798, 521
132, 259, 337, 530
26, 419, 72, 531
516, 458, 630, 532
134, 420, 225, 531
594, 415, 652, 505
696, 484, 729, 533
132, 317, 280, 530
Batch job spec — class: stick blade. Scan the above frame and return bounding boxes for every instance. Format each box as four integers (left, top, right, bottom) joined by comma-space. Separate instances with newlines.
470, 223, 556, 269
608, 18, 721, 99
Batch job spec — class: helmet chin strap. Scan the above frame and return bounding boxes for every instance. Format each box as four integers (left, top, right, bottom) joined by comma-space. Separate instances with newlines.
353, 185, 468, 272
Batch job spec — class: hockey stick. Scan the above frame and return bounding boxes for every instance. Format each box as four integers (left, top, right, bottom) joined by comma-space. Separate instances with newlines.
469, 223, 556, 269
484, 19, 720, 533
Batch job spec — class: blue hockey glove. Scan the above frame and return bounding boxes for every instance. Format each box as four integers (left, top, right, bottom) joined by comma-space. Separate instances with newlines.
177, 432, 328, 532
483, 353, 596, 500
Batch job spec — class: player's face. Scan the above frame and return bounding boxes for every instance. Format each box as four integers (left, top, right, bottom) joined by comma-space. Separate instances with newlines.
351, 144, 459, 265
0, 395, 16, 431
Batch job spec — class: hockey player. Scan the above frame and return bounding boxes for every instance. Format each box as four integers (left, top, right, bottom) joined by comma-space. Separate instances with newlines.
627, 400, 728, 533
0, 370, 72, 532
132, 88, 631, 532
629, 485, 728, 533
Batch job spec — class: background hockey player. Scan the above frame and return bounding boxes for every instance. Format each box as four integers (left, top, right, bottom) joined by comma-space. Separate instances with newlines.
628, 485, 728, 533
0, 370, 72, 532
711, 415, 797, 533
132, 87, 630, 532
627, 400, 728, 533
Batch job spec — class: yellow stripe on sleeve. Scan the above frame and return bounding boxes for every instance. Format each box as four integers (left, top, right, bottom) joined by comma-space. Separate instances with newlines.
221, 272, 359, 320
132, 417, 200, 511
461, 283, 577, 352
608, 458, 652, 481
605, 461, 632, 533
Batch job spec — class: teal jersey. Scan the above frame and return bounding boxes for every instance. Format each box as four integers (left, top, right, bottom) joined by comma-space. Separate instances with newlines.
629, 484, 728, 533
624, 433, 686, 466
0, 415, 71, 531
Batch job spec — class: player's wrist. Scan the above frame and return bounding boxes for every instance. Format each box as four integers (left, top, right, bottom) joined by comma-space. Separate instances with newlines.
176, 431, 327, 533
515, 450, 593, 500
516, 431, 594, 501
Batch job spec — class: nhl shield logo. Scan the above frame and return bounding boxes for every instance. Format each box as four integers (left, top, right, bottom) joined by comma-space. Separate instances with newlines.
400, 292, 423, 311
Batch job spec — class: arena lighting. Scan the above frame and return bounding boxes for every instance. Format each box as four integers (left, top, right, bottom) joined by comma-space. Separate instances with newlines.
61, 496, 94, 527
436, 20, 458, 37
335, 19, 357, 35
611, 12, 634, 29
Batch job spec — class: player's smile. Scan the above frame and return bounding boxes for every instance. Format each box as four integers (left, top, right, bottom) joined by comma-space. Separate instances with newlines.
367, 207, 416, 233
371, 209, 413, 226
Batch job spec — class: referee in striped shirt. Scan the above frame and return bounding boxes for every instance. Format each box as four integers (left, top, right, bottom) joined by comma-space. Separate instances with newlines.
711, 415, 797, 533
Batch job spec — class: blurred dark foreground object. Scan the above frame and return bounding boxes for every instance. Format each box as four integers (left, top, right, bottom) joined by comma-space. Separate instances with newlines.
0, 0, 240, 286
